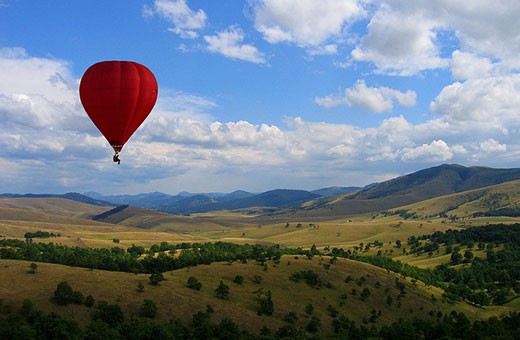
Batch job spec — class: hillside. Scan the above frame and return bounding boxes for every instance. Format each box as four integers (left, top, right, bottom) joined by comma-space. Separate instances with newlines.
0, 256, 488, 337
275, 164, 520, 219
0, 192, 111, 207
382, 178, 520, 221
157, 189, 321, 214
91, 204, 258, 233
0, 197, 110, 219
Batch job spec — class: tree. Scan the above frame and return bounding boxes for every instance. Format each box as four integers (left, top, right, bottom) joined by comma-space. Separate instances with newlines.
451, 251, 462, 265
139, 299, 158, 319
464, 250, 474, 263
360, 287, 371, 301
53, 281, 74, 305
386, 295, 393, 306
186, 276, 202, 290
215, 280, 230, 299
306, 316, 321, 333
84, 295, 95, 308
149, 273, 165, 286
257, 290, 274, 316
252, 274, 263, 284
28, 262, 37, 274
215, 318, 241, 340
93, 301, 125, 327
233, 275, 244, 285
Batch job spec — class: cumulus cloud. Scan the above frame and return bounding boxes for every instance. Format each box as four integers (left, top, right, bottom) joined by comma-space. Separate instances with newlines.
399, 140, 453, 162
315, 80, 416, 113
251, 0, 364, 47
204, 26, 266, 64
451, 50, 495, 80
351, 4, 448, 75
430, 75, 520, 130
480, 139, 507, 153
144, 0, 207, 39
3, 48, 520, 194
349, 1, 520, 75
442, 1, 520, 67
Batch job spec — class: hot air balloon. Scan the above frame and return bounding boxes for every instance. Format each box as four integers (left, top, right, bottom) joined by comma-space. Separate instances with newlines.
79, 60, 158, 164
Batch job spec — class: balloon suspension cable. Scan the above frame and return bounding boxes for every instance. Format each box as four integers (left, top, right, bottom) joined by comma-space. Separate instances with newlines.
113, 151, 121, 165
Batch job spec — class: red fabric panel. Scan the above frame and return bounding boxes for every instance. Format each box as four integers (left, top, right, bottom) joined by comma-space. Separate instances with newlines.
79, 61, 158, 152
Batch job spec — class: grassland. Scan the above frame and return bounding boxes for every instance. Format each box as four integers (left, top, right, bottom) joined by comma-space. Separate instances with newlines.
1, 189, 519, 336
0, 255, 498, 336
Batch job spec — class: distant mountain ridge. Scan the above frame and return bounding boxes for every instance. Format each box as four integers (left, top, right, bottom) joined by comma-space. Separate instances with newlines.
312, 164, 520, 217
351, 164, 520, 201
5, 164, 520, 217
0, 192, 111, 207
83, 187, 359, 215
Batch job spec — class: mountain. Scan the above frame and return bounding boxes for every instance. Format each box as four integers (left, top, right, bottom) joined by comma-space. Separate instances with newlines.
350, 164, 520, 201
0, 192, 111, 207
384, 178, 520, 220
311, 186, 360, 196
158, 189, 321, 214
83, 191, 185, 208
300, 164, 520, 217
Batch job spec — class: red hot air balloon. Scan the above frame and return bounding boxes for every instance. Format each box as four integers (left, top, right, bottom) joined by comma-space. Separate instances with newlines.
79, 61, 158, 164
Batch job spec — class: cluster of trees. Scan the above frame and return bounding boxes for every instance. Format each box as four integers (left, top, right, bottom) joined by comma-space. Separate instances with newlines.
24, 231, 60, 239
0, 239, 287, 274
290, 270, 330, 288
326, 224, 520, 306
2, 297, 520, 339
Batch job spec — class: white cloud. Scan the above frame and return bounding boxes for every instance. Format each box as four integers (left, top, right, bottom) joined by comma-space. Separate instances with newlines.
451, 50, 494, 80
351, 4, 448, 75
350, 1, 520, 75
144, 0, 207, 39
399, 140, 453, 162
480, 139, 506, 153
3, 48, 520, 194
307, 44, 338, 56
204, 26, 266, 64
442, 1, 520, 67
430, 75, 520, 130
251, 0, 364, 47
315, 80, 416, 113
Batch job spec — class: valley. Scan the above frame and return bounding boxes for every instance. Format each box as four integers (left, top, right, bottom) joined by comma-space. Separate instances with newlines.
1, 164, 520, 338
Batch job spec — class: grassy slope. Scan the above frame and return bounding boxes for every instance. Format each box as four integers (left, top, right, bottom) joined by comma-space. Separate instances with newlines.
388, 179, 520, 220
0, 197, 110, 219
0, 256, 497, 336
199, 215, 460, 249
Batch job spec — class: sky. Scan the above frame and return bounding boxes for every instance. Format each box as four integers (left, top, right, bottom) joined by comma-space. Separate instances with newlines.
1, 0, 520, 195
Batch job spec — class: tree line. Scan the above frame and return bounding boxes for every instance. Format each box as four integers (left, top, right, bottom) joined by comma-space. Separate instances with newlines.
0, 239, 286, 274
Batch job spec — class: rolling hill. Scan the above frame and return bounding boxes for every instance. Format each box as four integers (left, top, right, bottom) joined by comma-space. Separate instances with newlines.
280, 164, 520, 219
0, 255, 488, 337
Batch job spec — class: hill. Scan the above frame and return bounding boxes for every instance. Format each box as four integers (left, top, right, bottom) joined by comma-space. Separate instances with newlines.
0, 255, 488, 337
381, 178, 520, 221
0, 197, 110, 220
0, 192, 111, 207
278, 164, 520, 219
85, 191, 186, 208
311, 186, 361, 196
157, 189, 321, 214
91, 204, 258, 233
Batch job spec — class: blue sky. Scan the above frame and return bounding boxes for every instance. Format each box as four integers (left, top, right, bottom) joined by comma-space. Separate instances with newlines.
1, 0, 520, 195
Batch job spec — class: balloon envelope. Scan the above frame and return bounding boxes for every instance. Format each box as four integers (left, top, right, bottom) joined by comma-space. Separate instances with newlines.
79, 60, 158, 153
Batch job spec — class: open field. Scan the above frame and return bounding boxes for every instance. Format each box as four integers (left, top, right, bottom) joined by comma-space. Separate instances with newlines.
198, 215, 462, 249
